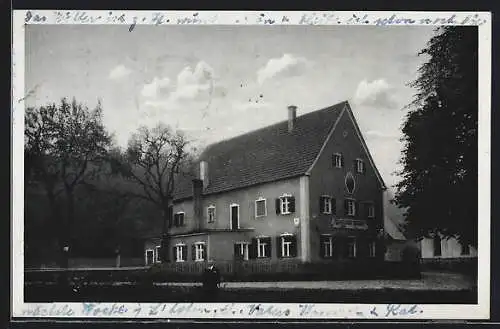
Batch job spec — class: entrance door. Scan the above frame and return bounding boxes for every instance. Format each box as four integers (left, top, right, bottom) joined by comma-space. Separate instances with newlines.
230, 204, 239, 230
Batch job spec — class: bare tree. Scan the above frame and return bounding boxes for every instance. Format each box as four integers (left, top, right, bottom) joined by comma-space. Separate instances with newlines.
109, 123, 190, 262
25, 98, 111, 267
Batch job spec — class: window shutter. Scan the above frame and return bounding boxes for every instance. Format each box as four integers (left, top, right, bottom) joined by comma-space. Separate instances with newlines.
249, 238, 257, 259
202, 244, 207, 261
182, 246, 187, 261
319, 197, 324, 214
289, 197, 296, 213
172, 247, 176, 261
355, 201, 359, 217
290, 235, 297, 257
266, 237, 272, 258
275, 198, 281, 215
276, 237, 282, 258
192, 245, 196, 261
332, 198, 336, 215
353, 160, 357, 172
234, 244, 240, 260
344, 199, 348, 216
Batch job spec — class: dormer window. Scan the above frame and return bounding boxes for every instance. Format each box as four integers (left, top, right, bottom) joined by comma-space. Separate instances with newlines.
332, 153, 343, 168
355, 158, 365, 174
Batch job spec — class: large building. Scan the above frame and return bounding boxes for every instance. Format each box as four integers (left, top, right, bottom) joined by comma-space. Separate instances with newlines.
144, 101, 388, 268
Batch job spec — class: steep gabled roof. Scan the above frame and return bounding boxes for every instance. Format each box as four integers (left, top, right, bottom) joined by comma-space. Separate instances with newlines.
173, 101, 347, 200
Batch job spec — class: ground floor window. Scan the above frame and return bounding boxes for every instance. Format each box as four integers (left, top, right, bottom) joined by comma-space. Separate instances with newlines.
347, 238, 357, 258
461, 242, 470, 256
174, 244, 187, 262
145, 249, 154, 265
193, 242, 206, 261
368, 241, 376, 258
433, 236, 442, 257
320, 235, 334, 258
234, 242, 249, 261
154, 245, 161, 263
278, 234, 297, 258
257, 237, 271, 258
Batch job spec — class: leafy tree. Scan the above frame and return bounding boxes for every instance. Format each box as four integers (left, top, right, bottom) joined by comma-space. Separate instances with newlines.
109, 124, 191, 262
25, 98, 111, 266
394, 26, 478, 248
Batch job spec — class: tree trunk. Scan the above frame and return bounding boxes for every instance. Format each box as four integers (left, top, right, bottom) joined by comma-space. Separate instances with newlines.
161, 207, 171, 262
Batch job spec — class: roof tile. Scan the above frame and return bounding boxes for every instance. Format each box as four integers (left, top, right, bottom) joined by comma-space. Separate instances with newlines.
174, 101, 347, 200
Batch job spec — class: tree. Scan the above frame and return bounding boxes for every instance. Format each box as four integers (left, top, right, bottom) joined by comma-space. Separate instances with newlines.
109, 123, 191, 262
394, 26, 478, 248
25, 98, 111, 266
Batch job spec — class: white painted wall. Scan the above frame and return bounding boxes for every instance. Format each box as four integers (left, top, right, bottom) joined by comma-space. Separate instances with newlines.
420, 236, 477, 259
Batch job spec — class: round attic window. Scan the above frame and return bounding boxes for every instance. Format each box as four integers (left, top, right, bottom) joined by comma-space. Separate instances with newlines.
345, 172, 356, 194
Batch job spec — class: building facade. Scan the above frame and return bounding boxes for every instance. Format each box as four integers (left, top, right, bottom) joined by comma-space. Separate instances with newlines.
420, 236, 478, 259
144, 101, 388, 268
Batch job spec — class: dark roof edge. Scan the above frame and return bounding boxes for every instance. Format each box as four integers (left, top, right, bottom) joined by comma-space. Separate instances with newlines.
305, 101, 348, 175
173, 173, 307, 203
344, 102, 387, 190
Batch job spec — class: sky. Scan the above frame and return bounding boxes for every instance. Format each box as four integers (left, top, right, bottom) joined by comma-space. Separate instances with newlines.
25, 24, 436, 189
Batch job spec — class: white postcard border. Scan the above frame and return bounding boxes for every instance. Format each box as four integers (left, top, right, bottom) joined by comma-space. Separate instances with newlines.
11, 10, 492, 320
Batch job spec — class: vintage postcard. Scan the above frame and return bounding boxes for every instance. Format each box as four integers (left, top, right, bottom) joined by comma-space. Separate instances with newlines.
12, 10, 491, 320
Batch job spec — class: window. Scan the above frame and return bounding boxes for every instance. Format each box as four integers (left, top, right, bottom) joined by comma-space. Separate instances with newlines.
332, 153, 343, 168
257, 237, 271, 258
230, 204, 240, 230
234, 242, 249, 261
276, 194, 295, 215
367, 202, 375, 218
368, 241, 376, 258
255, 198, 267, 218
174, 244, 187, 262
145, 249, 154, 265
347, 238, 357, 258
320, 196, 334, 214
207, 205, 216, 223
193, 242, 206, 261
278, 234, 297, 258
154, 245, 161, 263
461, 243, 470, 256
174, 212, 185, 227
433, 236, 442, 257
345, 199, 356, 216
320, 235, 334, 258
355, 159, 365, 174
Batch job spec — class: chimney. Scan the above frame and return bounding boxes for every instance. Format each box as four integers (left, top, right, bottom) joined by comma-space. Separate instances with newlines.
199, 160, 209, 190
192, 179, 203, 231
288, 105, 297, 132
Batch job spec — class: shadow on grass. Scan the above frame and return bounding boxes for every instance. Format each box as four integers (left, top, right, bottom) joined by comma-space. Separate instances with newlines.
25, 283, 477, 304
